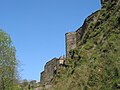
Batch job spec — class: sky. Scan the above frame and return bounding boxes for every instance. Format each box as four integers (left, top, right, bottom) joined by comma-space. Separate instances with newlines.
0, 0, 101, 81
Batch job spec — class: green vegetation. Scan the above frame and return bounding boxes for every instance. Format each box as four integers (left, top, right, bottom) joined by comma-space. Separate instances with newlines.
0, 29, 21, 90
51, 0, 120, 90
1, 0, 120, 90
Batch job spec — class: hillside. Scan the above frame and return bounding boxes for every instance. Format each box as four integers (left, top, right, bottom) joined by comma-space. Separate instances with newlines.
50, 0, 120, 90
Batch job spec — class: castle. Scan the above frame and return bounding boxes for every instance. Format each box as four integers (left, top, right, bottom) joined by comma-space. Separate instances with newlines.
40, 57, 65, 85
40, 0, 110, 86
40, 10, 100, 85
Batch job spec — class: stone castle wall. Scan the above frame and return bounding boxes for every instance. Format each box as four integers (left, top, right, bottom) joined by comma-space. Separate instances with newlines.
76, 10, 99, 43
65, 11, 99, 58
40, 58, 59, 85
40, 2, 102, 85
40, 57, 65, 85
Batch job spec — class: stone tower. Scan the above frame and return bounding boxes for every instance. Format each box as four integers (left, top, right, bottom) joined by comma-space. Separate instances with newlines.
65, 32, 76, 58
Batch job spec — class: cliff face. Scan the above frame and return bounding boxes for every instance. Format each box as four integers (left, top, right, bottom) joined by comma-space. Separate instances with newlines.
51, 0, 120, 90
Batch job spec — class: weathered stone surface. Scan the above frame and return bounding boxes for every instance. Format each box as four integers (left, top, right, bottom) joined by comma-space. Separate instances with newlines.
76, 27, 82, 45
65, 32, 76, 58
40, 58, 59, 85
40, 0, 113, 87
76, 10, 99, 44
40, 57, 65, 85
40, 71, 45, 84
65, 11, 99, 58
40, 10, 100, 86
39, 0, 120, 89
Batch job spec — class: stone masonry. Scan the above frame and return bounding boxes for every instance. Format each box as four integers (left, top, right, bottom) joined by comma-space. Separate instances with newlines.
40, 58, 59, 85
65, 32, 76, 58
65, 10, 99, 58
40, 1, 102, 85
40, 57, 65, 85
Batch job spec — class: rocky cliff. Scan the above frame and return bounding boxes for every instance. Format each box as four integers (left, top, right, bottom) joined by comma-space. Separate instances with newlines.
40, 0, 120, 89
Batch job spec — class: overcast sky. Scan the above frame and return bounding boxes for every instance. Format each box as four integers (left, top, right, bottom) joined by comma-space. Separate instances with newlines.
0, 0, 101, 81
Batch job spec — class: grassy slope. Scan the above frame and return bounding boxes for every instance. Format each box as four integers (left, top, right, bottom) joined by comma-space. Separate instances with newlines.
51, 0, 120, 90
